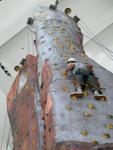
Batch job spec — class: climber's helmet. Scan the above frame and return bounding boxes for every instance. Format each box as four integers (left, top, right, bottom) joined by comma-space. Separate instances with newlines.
67, 57, 77, 64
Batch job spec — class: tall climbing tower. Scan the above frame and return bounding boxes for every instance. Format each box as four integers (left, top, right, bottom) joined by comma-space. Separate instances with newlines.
7, 6, 113, 150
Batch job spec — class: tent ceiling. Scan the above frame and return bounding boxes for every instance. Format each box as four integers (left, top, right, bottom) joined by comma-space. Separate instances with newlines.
0, 0, 113, 46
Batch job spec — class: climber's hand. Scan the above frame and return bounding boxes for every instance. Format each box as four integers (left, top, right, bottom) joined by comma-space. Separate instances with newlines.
63, 70, 68, 76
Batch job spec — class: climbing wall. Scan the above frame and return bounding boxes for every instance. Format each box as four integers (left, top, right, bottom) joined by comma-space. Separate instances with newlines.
7, 55, 39, 150
7, 6, 113, 150
34, 6, 113, 150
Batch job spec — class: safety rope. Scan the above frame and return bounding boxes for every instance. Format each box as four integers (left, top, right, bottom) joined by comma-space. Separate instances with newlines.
26, 25, 30, 54
35, 84, 43, 150
6, 124, 12, 150
80, 19, 113, 54
79, 20, 113, 61
83, 33, 113, 61
30, 30, 35, 56
0, 113, 7, 150
29, 88, 32, 150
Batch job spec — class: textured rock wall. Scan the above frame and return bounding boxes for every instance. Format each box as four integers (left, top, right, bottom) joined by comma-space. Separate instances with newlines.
7, 6, 113, 150
35, 6, 113, 150
7, 55, 39, 150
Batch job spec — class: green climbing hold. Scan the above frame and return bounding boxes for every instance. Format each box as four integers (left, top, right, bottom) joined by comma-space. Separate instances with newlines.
107, 114, 113, 119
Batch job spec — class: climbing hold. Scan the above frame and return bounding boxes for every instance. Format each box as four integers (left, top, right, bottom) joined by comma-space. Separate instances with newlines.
61, 28, 66, 31
54, 37, 59, 43
53, 63, 58, 66
41, 41, 45, 44
32, 139, 36, 146
48, 32, 54, 35
83, 112, 91, 117
70, 95, 77, 101
63, 54, 68, 58
70, 45, 75, 51
59, 44, 64, 49
40, 36, 44, 39
81, 130, 88, 136
105, 124, 113, 129
32, 126, 36, 132
62, 70, 68, 78
107, 114, 113, 119
92, 140, 99, 144
62, 85, 69, 92
42, 52, 45, 55
80, 53, 87, 58
87, 103, 95, 109
31, 91, 35, 96
84, 91, 88, 96
61, 144, 66, 150
66, 40, 71, 45
102, 133, 110, 139
41, 26, 46, 30
48, 48, 52, 51
65, 105, 72, 111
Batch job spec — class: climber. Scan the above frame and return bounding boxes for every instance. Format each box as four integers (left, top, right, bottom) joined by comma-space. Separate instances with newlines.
65, 57, 106, 99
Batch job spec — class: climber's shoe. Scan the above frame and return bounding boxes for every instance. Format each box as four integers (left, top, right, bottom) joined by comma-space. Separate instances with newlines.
94, 90, 107, 101
70, 86, 84, 97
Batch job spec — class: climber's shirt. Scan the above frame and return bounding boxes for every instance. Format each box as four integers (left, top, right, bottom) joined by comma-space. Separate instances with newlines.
72, 62, 94, 83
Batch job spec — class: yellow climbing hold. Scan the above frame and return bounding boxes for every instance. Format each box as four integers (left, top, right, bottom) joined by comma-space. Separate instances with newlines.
81, 130, 88, 136
102, 133, 110, 139
62, 86, 69, 92
62, 70, 68, 78
84, 91, 88, 96
70, 95, 77, 101
105, 124, 113, 129
80, 53, 87, 58
32, 139, 36, 146
32, 126, 36, 132
59, 44, 64, 49
70, 45, 75, 51
54, 37, 59, 43
61, 145, 65, 150
87, 103, 95, 109
92, 140, 99, 144
48, 32, 54, 35
65, 105, 73, 111
31, 91, 35, 96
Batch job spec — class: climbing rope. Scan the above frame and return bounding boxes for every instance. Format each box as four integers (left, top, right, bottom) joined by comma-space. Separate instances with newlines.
83, 33, 113, 61
79, 20, 113, 61
6, 124, 12, 150
26, 25, 30, 54
29, 88, 32, 150
80, 19, 113, 55
0, 113, 7, 150
30, 29, 35, 55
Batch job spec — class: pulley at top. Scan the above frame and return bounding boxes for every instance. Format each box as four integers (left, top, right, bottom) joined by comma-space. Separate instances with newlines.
20, 58, 26, 66
65, 8, 72, 15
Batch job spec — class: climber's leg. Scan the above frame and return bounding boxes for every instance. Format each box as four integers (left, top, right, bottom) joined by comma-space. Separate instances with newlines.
87, 75, 106, 100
